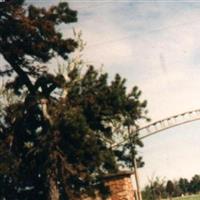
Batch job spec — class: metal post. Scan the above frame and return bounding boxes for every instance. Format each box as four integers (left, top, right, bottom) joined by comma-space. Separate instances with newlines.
134, 157, 143, 200
127, 125, 143, 200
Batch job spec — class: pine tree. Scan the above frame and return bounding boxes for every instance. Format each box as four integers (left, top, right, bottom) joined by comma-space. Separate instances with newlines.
178, 178, 189, 195
0, 1, 148, 199
189, 174, 200, 194
166, 180, 175, 200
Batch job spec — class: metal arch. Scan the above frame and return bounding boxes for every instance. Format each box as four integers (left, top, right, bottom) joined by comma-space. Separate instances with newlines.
139, 109, 200, 139
113, 108, 200, 148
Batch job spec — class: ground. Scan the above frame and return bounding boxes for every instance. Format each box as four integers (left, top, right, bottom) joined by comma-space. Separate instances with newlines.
172, 194, 200, 200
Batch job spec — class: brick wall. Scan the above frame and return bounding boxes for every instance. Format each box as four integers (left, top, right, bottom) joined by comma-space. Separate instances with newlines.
83, 171, 135, 200
105, 171, 135, 200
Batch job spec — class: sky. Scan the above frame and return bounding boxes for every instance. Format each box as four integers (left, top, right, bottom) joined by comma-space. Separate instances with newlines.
26, 0, 200, 188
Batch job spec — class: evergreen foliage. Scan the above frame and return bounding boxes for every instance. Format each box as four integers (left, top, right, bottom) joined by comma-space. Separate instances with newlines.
179, 178, 190, 195
166, 180, 175, 200
0, 1, 148, 199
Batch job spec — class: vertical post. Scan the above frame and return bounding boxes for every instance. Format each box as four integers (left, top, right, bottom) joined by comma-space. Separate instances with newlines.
134, 157, 143, 200
134, 182, 139, 200
128, 125, 143, 200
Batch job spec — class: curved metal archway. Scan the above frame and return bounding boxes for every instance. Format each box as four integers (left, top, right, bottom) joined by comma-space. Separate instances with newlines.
113, 108, 200, 148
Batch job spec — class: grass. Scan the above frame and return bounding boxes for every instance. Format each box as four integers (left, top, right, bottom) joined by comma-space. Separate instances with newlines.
173, 194, 200, 200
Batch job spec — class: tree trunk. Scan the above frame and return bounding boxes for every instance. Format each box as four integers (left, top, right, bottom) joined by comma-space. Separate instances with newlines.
49, 172, 60, 200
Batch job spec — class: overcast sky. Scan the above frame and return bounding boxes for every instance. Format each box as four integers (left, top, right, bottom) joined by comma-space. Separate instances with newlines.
29, 0, 200, 188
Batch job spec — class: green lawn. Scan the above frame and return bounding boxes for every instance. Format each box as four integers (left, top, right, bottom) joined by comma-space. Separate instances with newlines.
173, 194, 200, 200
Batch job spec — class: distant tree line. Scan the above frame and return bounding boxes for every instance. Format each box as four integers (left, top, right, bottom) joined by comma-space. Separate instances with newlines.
142, 174, 200, 200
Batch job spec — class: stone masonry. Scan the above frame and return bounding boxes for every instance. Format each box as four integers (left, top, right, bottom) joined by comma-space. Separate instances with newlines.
104, 171, 135, 200
83, 171, 136, 200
